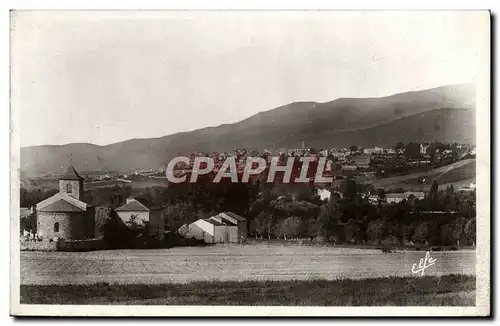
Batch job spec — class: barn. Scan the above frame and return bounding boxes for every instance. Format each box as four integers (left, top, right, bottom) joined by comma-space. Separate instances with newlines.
179, 211, 247, 243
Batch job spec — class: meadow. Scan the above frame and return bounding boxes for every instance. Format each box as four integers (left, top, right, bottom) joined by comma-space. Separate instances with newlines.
20, 274, 475, 306
371, 159, 475, 191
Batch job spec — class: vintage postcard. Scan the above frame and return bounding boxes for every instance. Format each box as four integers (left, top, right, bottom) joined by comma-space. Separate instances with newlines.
10, 10, 490, 316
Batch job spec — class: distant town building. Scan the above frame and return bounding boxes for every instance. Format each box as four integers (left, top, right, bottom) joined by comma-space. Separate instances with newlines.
368, 195, 379, 205
352, 155, 371, 169
385, 193, 407, 204
404, 191, 426, 201
341, 165, 357, 171
458, 181, 476, 192
363, 147, 384, 155
35, 166, 95, 240
384, 148, 396, 154
420, 144, 429, 155
384, 191, 425, 204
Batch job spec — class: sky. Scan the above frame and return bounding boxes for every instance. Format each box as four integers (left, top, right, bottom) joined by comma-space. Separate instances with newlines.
12, 11, 485, 147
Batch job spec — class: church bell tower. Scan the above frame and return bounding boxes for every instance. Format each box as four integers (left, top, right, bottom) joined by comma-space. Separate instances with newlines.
59, 165, 84, 200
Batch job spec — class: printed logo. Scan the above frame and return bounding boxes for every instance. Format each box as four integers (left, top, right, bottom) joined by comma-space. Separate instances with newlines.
411, 251, 437, 276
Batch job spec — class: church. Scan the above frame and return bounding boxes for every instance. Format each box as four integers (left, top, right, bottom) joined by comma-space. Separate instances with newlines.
35, 166, 95, 240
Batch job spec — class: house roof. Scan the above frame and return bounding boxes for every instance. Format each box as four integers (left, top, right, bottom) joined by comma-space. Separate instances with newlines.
61, 165, 84, 181
222, 212, 247, 222
204, 218, 227, 227
38, 199, 85, 212
115, 199, 150, 212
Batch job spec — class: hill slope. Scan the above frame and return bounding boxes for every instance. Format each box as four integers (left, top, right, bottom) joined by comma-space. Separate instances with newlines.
21, 84, 476, 177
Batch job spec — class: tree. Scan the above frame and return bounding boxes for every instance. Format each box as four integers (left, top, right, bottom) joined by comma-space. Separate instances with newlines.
427, 180, 440, 210
252, 211, 272, 239
20, 213, 37, 234
401, 223, 415, 244
323, 194, 342, 242
163, 202, 195, 231
367, 219, 385, 245
340, 179, 357, 199
464, 218, 476, 246
404, 142, 421, 159
450, 216, 466, 246
307, 213, 325, 240
280, 216, 303, 240
395, 142, 405, 152
126, 214, 147, 231
344, 219, 358, 243
439, 224, 453, 246
364, 184, 376, 195
377, 188, 386, 200
349, 145, 358, 152
412, 222, 429, 245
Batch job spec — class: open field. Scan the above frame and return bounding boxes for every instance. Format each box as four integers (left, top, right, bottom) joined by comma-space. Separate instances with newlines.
371, 159, 475, 191
20, 244, 475, 285
20, 274, 475, 306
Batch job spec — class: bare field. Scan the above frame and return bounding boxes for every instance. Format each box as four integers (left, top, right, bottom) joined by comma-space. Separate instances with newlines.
20, 244, 475, 285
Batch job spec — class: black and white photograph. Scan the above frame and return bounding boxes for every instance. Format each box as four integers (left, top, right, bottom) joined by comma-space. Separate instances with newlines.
9, 10, 490, 316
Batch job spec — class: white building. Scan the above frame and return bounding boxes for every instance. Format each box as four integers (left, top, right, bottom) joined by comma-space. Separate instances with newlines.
420, 144, 429, 155
317, 188, 331, 201
363, 147, 384, 155
404, 191, 426, 200
180, 212, 247, 243
384, 192, 425, 204
386, 193, 407, 204
368, 195, 379, 205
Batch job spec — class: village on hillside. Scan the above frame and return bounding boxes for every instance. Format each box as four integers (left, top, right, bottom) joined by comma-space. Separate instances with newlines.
19, 140, 477, 252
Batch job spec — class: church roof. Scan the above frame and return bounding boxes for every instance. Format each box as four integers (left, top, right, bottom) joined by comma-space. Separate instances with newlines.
61, 165, 83, 181
36, 193, 90, 212
38, 199, 86, 212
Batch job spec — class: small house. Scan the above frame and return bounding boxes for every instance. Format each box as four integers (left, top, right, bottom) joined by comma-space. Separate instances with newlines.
115, 198, 165, 240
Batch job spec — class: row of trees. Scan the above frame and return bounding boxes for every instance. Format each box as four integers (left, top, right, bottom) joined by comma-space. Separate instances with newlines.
245, 181, 475, 246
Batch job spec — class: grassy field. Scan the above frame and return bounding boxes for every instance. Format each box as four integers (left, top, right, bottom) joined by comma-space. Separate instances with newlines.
371, 159, 475, 191
20, 274, 475, 306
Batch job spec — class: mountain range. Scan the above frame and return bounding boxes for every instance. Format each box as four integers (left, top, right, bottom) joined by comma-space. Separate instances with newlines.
20, 83, 476, 177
